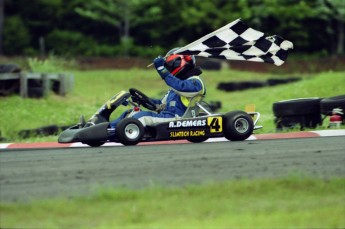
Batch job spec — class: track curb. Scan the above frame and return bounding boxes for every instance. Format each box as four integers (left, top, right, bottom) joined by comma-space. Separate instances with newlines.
1, 129, 344, 150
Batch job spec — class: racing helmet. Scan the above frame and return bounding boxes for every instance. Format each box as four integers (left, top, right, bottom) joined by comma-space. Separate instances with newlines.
164, 47, 196, 79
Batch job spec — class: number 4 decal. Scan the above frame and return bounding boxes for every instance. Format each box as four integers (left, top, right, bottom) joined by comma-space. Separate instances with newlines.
207, 117, 222, 133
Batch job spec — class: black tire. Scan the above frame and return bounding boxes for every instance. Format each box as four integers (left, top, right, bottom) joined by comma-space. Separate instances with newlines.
0, 64, 21, 73
320, 95, 345, 115
28, 87, 44, 98
0, 79, 19, 96
186, 136, 208, 143
275, 113, 322, 131
83, 141, 105, 147
266, 77, 300, 86
223, 111, 254, 141
217, 81, 266, 92
115, 118, 144, 145
273, 98, 322, 116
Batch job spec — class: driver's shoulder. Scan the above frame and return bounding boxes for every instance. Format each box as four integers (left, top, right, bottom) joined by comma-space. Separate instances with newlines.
187, 75, 204, 84
188, 75, 205, 90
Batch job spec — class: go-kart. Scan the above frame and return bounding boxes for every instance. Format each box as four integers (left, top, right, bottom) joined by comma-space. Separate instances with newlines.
58, 88, 262, 146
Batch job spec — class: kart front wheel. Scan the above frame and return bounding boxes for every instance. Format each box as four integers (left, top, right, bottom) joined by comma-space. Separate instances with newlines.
115, 118, 144, 145
223, 111, 254, 141
83, 141, 105, 147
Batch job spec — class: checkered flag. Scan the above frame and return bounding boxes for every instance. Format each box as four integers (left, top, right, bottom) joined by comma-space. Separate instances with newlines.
174, 19, 293, 66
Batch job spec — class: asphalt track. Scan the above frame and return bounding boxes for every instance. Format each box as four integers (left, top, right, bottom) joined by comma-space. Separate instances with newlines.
1, 135, 344, 203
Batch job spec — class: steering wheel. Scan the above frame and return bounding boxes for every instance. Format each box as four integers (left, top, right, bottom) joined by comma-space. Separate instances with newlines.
129, 88, 157, 111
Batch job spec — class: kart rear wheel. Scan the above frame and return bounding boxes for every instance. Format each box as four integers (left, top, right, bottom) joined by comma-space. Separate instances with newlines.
115, 118, 144, 145
223, 111, 254, 141
187, 136, 208, 143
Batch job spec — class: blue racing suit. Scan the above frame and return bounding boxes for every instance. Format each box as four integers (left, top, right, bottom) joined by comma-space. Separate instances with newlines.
109, 74, 205, 128
109, 60, 206, 129
152, 74, 206, 117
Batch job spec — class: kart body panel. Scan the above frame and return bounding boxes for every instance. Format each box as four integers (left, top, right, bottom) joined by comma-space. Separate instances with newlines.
58, 89, 262, 146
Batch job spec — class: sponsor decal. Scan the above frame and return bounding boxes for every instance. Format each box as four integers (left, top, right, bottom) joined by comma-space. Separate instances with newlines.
170, 130, 206, 138
207, 117, 222, 133
169, 119, 207, 128
169, 101, 176, 107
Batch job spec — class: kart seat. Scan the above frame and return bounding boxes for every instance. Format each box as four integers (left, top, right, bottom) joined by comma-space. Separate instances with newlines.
181, 94, 205, 118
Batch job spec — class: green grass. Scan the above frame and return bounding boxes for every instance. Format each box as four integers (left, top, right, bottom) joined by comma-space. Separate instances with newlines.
1, 68, 344, 228
1, 177, 344, 228
1, 68, 345, 142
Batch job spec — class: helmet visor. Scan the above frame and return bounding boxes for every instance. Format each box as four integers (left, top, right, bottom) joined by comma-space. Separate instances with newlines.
165, 54, 193, 76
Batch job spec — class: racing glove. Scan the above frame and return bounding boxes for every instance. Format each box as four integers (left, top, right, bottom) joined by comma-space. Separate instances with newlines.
155, 103, 166, 113
153, 56, 170, 79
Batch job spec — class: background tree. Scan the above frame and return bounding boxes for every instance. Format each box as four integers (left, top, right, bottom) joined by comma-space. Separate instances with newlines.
75, 0, 143, 56
2, 0, 344, 57
0, 0, 4, 55
325, 0, 344, 55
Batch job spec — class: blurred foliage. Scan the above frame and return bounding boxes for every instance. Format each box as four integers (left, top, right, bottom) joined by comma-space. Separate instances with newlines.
45, 30, 99, 56
27, 55, 76, 73
2, 15, 32, 55
1, 0, 344, 57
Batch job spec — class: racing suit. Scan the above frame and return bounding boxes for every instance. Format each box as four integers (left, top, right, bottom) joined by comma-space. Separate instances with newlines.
109, 73, 205, 129
109, 67, 205, 133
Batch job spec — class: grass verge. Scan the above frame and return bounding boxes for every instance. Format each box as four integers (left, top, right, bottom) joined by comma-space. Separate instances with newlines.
1, 176, 344, 228
1, 69, 344, 142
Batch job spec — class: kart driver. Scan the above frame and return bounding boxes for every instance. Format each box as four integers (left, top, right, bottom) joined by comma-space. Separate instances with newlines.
108, 48, 206, 139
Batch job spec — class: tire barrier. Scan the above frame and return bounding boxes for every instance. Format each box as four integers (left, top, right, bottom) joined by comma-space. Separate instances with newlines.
218, 81, 266, 91
273, 95, 345, 130
0, 64, 74, 98
0, 64, 22, 96
273, 98, 322, 130
217, 77, 300, 92
320, 95, 345, 115
0, 64, 21, 73
266, 78, 300, 86
273, 98, 322, 117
